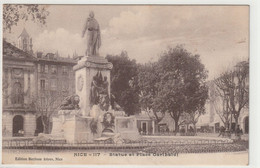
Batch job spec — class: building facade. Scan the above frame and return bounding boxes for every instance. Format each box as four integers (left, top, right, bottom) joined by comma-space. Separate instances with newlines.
135, 111, 176, 135
2, 29, 77, 137
36, 53, 76, 97
2, 40, 37, 137
135, 111, 155, 135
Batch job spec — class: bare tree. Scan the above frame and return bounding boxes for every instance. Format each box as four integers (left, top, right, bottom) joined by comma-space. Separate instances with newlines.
31, 90, 66, 134
214, 61, 249, 131
210, 81, 231, 130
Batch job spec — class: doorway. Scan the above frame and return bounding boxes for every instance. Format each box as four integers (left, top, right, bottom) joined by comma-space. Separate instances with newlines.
36, 116, 44, 135
13, 115, 24, 137
141, 121, 148, 135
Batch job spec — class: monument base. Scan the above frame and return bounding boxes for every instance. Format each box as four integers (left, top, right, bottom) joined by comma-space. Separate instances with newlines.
114, 116, 140, 141
51, 110, 95, 143
73, 56, 113, 116
51, 110, 141, 143
63, 116, 94, 143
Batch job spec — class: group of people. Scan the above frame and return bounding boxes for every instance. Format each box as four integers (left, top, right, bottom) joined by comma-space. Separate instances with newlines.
218, 125, 243, 138
16, 129, 24, 137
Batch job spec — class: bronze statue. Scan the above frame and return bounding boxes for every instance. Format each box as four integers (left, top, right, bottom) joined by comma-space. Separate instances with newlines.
100, 76, 109, 95
99, 94, 110, 111
90, 72, 110, 110
60, 95, 80, 110
82, 11, 101, 56
90, 75, 101, 105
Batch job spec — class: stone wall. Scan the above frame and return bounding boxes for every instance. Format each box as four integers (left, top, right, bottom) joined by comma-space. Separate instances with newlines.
24, 113, 36, 136
2, 111, 36, 137
2, 112, 13, 137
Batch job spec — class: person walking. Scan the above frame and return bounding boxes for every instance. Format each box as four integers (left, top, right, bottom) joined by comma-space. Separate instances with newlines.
218, 126, 225, 137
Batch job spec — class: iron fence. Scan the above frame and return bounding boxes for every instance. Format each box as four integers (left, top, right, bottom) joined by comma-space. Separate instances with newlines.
2, 138, 242, 153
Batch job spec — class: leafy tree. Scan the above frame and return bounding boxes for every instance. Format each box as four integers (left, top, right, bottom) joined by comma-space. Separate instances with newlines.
138, 62, 165, 131
155, 45, 208, 133
106, 51, 140, 115
3, 4, 49, 32
214, 61, 249, 131
186, 83, 208, 133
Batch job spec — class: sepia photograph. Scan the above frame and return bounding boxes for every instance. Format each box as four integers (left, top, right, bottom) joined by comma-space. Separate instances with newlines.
1, 4, 250, 165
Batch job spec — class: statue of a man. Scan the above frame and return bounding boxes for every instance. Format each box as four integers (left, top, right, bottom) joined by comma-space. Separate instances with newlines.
82, 11, 101, 56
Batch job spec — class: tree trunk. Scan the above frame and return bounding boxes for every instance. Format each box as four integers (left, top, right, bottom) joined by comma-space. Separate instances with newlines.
234, 116, 239, 135
193, 123, 197, 134
174, 119, 179, 134
43, 118, 50, 134
154, 121, 159, 133
224, 121, 229, 131
41, 116, 46, 133
43, 125, 48, 134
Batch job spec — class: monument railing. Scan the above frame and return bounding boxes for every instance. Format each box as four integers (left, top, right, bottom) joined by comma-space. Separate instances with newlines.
2, 138, 245, 153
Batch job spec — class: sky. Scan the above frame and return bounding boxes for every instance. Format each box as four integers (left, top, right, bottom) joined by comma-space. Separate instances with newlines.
3, 5, 249, 80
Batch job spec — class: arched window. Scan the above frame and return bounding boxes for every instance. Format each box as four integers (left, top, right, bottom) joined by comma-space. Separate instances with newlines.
13, 115, 24, 137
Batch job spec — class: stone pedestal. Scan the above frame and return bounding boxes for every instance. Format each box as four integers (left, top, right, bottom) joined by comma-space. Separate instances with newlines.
115, 116, 140, 140
73, 56, 113, 116
51, 109, 140, 143
63, 115, 94, 143
51, 110, 94, 143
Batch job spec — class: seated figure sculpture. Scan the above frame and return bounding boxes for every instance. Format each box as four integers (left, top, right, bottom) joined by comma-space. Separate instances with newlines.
60, 94, 80, 110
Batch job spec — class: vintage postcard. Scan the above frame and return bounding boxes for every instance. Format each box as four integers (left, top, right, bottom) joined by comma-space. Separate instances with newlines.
2, 4, 249, 165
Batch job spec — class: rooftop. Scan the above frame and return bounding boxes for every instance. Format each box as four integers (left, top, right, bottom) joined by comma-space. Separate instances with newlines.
3, 40, 36, 61
36, 52, 77, 64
